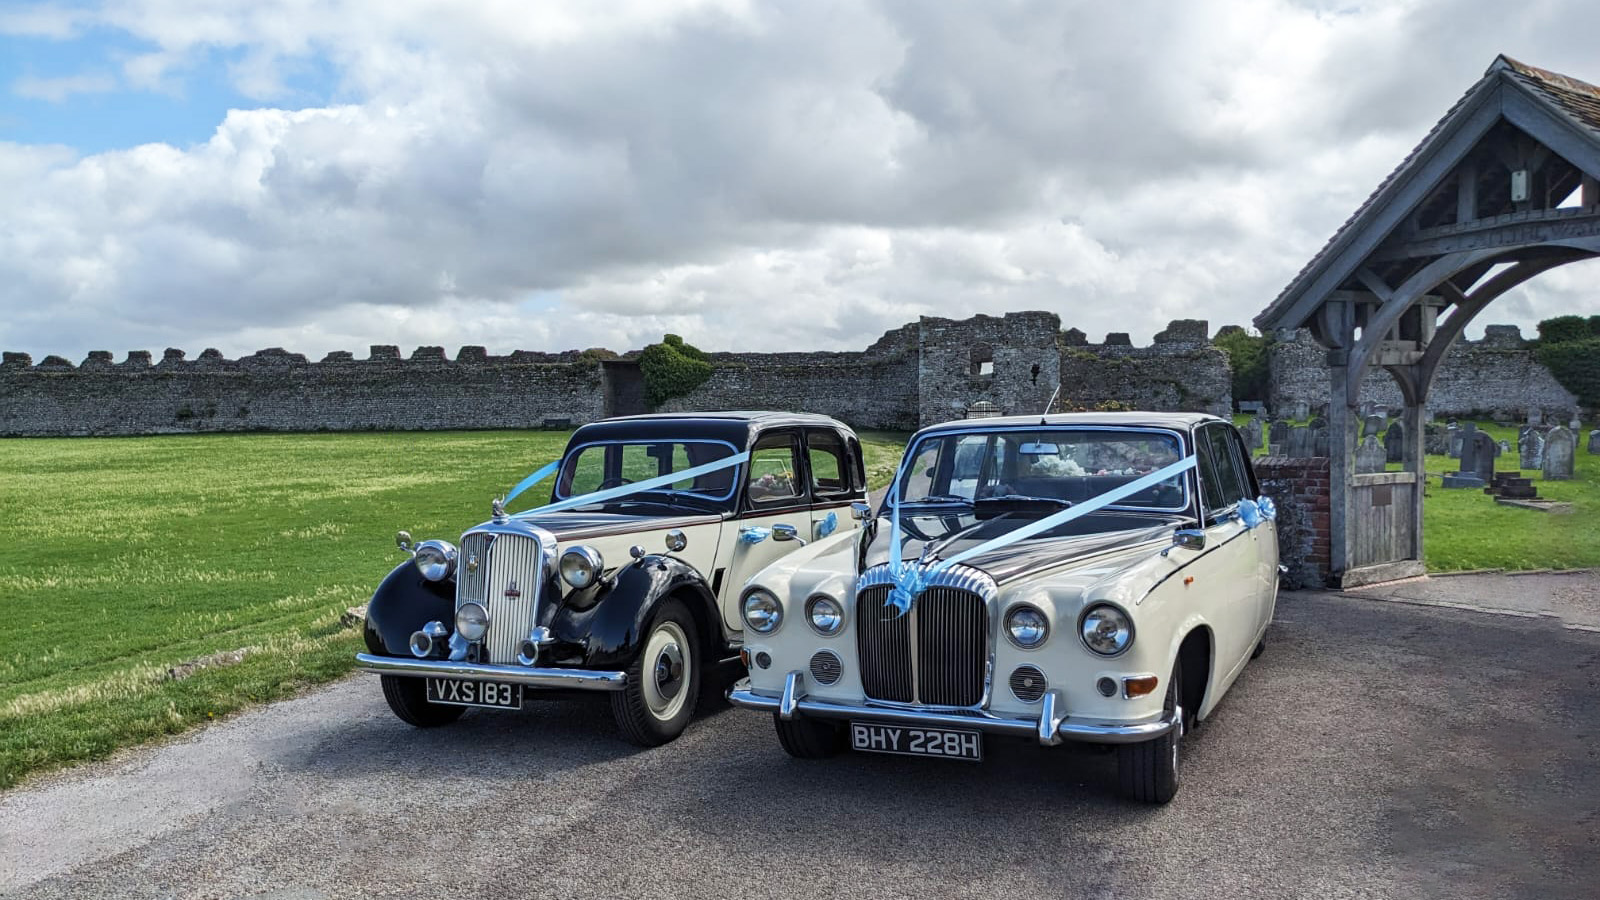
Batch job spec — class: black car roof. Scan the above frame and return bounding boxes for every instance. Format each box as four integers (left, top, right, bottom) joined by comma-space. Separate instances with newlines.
568, 411, 857, 449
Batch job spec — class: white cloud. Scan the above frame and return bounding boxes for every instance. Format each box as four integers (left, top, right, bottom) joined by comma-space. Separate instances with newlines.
12, 72, 118, 102
1, 0, 1599, 363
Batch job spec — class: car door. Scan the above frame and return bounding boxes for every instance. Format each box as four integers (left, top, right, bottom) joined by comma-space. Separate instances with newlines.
718, 428, 815, 631
803, 427, 862, 543
1186, 423, 1260, 679
1229, 426, 1279, 628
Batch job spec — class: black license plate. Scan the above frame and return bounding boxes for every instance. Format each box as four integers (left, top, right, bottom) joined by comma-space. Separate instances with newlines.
424, 678, 521, 710
849, 722, 982, 761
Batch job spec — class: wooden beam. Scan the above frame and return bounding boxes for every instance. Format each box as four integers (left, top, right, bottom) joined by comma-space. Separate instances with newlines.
1585, 174, 1599, 208
1457, 160, 1478, 222
1368, 208, 1600, 260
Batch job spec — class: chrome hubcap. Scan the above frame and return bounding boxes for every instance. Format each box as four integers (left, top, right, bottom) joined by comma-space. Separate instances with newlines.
640, 621, 691, 721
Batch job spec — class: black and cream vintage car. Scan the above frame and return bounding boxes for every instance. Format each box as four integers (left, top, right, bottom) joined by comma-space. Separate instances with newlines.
357, 412, 867, 746
729, 412, 1278, 803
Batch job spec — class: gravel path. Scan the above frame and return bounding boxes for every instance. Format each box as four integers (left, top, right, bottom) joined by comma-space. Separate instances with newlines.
3, 586, 1597, 900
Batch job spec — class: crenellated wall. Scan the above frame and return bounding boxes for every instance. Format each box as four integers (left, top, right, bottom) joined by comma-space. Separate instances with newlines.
1057, 319, 1233, 417
1268, 325, 1579, 420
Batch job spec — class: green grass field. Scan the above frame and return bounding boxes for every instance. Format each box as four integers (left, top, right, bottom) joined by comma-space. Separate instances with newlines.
0, 429, 908, 790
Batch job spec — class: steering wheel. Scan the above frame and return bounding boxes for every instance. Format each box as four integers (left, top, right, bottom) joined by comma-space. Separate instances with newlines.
597, 477, 635, 490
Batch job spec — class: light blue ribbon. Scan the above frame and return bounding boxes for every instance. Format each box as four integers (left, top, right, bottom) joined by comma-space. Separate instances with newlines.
817, 511, 838, 538
511, 450, 752, 518
881, 454, 1199, 616
504, 460, 562, 505
1239, 495, 1277, 530
739, 526, 771, 544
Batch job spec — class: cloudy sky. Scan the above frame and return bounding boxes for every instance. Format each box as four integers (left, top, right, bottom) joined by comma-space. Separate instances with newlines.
2, 0, 1598, 361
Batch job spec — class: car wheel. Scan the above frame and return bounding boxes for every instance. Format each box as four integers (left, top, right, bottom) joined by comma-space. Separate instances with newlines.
1251, 639, 1266, 660
1116, 663, 1182, 804
380, 675, 466, 728
611, 599, 700, 747
772, 714, 846, 759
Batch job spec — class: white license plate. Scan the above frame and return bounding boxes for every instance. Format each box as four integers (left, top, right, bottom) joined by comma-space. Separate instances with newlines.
849, 722, 982, 761
424, 678, 521, 709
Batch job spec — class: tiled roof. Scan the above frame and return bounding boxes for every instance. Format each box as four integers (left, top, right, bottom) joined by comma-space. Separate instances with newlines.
1255, 56, 1600, 331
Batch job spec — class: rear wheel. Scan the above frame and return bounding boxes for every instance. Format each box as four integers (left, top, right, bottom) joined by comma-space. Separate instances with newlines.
773, 715, 846, 759
1116, 664, 1182, 804
381, 675, 466, 728
611, 600, 700, 747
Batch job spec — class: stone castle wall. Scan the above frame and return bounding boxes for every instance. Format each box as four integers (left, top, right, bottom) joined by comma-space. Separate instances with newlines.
1057, 319, 1233, 417
1268, 325, 1578, 420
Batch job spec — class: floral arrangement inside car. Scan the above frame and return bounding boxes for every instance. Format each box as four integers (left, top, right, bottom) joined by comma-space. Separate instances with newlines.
357, 412, 867, 746
728, 412, 1279, 803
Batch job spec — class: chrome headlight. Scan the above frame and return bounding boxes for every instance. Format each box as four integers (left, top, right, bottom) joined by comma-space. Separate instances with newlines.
806, 594, 844, 636
412, 540, 458, 581
559, 545, 604, 589
1004, 604, 1049, 649
741, 588, 783, 634
1079, 603, 1134, 657
455, 602, 490, 642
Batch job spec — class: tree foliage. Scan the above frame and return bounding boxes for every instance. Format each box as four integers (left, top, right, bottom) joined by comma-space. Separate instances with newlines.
1538, 338, 1600, 409
638, 334, 713, 406
1212, 326, 1270, 406
1537, 315, 1596, 345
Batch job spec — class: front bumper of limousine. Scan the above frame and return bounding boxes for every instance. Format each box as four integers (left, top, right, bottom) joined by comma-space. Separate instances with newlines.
355, 654, 628, 691
727, 671, 1179, 746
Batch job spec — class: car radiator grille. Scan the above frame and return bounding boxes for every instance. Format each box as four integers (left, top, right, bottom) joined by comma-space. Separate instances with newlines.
855, 585, 987, 707
457, 531, 544, 665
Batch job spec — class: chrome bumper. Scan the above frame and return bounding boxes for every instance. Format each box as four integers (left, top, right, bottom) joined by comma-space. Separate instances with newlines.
354, 653, 627, 692
727, 672, 1177, 746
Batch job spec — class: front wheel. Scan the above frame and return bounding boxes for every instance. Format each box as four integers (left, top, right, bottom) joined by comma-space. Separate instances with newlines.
611, 600, 700, 747
773, 714, 846, 759
381, 675, 466, 728
1116, 664, 1182, 804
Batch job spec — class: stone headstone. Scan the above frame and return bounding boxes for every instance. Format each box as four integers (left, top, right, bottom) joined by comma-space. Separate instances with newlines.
1448, 426, 1463, 460
1517, 424, 1532, 447
1362, 415, 1385, 438
1520, 429, 1545, 471
1385, 421, 1405, 463
1243, 418, 1263, 453
1286, 426, 1312, 459
1468, 432, 1498, 483
1424, 424, 1448, 456
1589, 430, 1600, 455
1270, 420, 1290, 445
1313, 427, 1330, 458
1498, 439, 1511, 455
1543, 427, 1576, 480
1571, 417, 1582, 431
1528, 408, 1544, 426
1355, 435, 1386, 473
1455, 423, 1479, 470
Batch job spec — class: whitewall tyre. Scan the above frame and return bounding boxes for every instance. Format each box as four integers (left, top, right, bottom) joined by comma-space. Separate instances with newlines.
611, 600, 700, 747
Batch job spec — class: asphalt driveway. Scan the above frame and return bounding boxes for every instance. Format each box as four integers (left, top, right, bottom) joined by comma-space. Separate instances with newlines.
2, 579, 1597, 900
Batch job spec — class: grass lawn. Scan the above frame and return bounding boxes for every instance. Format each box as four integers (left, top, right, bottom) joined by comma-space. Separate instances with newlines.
0, 428, 909, 790
1236, 414, 1600, 571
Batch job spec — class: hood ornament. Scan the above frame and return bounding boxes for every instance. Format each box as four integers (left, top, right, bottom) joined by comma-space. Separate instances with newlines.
491, 497, 508, 522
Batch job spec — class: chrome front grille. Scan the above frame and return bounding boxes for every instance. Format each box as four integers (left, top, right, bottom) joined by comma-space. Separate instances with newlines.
855, 584, 988, 707
456, 531, 544, 665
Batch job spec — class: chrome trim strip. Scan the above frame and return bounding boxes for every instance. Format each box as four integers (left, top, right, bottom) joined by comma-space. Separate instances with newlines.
855, 562, 998, 600
355, 654, 627, 691
1038, 690, 1064, 745
727, 679, 1177, 745
779, 670, 802, 720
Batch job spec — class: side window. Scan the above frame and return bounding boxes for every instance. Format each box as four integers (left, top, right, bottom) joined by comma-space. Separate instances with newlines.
806, 429, 851, 495
1228, 427, 1260, 497
1201, 425, 1248, 517
747, 432, 802, 504
900, 442, 942, 501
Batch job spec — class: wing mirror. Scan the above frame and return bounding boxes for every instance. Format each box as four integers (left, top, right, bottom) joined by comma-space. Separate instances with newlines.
1163, 528, 1206, 556
664, 529, 688, 552
771, 524, 808, 546
850, 501, 872, 522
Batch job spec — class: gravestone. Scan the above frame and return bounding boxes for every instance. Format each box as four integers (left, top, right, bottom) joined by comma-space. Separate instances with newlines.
1443, 424, 1486, 487
1355, 435, 1386, 473
1362, 415, 1385, 438
1520, 429, 1545, 471
1589, 430, 1600, 454
1528, 408, 1543, 427
1448, 425, 1463, 459
1286, 426, 1312, 459
1543, 427, 1576, 480
1517, 424, 1531, 448
1498, 439, 1511, 455
1243, 417, 1263, 453
1424, 424, 1448, 456
1313, 427, 1330, 457
1385, 421, 1405, 463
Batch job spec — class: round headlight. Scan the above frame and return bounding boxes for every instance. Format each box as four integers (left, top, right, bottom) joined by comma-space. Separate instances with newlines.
559, 545, 604, 589
455, 602, 490, 642
1079, 603, 1134, 657
806, 594, 844, 636
1004, 604, 1050, 649
412, 540, 458, 582
741, 588, 783, 634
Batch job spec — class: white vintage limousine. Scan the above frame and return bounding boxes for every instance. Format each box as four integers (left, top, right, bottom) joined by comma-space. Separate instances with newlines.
728, 412, 1279, 803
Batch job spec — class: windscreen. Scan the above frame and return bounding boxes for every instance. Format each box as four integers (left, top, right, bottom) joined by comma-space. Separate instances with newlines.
555, 440, 741, 501
895, 428, 1188, 510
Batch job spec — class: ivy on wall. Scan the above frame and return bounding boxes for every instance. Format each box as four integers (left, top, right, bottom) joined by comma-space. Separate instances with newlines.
1212, 326, 1270, 405
638, 334, 713, 406
1536, 316, 1600, 409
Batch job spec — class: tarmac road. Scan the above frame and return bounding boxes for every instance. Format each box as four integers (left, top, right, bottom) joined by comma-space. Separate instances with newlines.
3, 588, 1597, 900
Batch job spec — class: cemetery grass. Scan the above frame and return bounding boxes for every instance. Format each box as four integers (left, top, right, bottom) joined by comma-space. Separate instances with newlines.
0, 428, 909, 790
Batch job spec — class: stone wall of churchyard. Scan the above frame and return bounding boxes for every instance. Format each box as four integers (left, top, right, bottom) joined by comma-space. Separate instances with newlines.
1, 312, 1236, 436
1268, 326, 1579, 420
0, 347, 609, 436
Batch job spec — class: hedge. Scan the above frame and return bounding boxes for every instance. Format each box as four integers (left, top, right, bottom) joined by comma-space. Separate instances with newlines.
639, 334, 713, 406
1538, 337, 1600, 409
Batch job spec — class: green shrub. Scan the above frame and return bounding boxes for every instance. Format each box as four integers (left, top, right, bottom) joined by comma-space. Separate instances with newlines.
1538, 337, 1600, 408
639, 334, 713, 406
1212, 326, 1270, 405
1536, 315, 1594, 345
